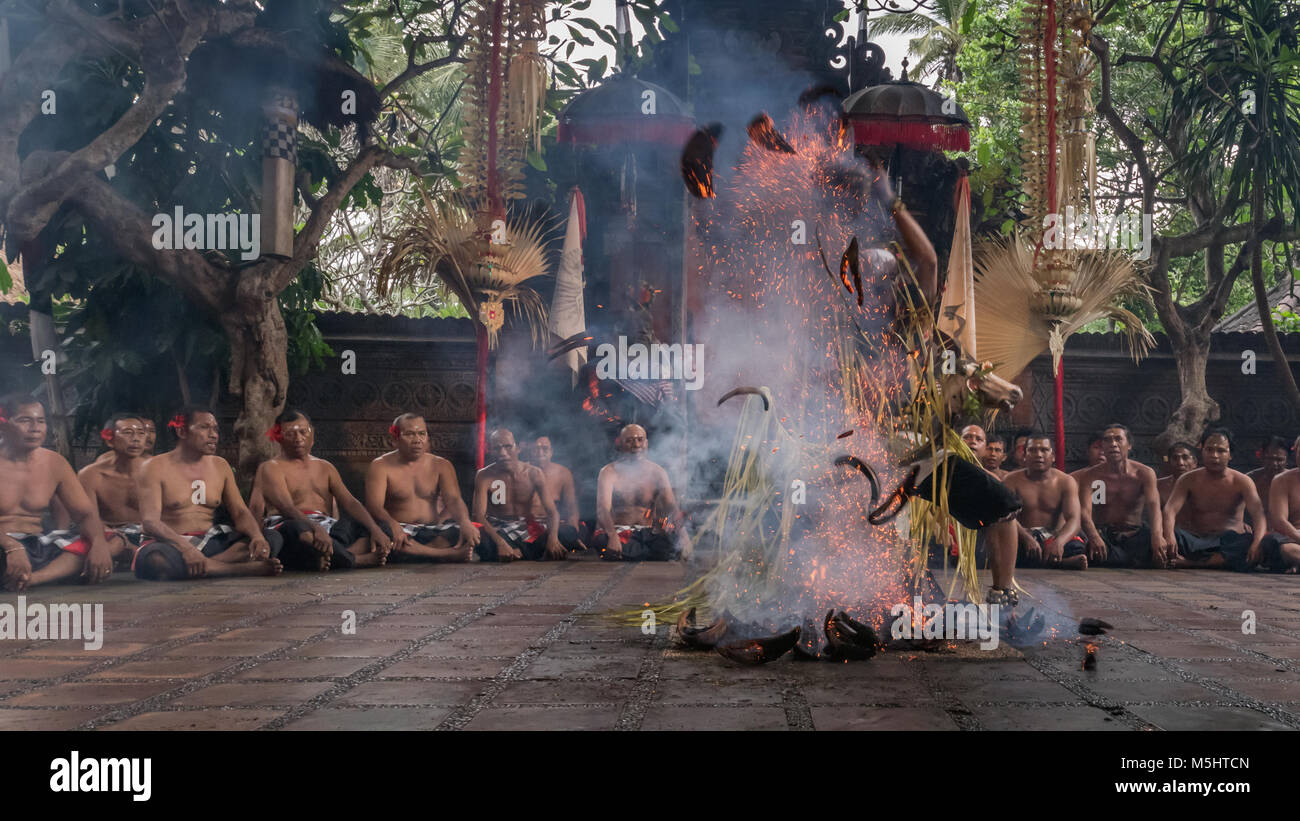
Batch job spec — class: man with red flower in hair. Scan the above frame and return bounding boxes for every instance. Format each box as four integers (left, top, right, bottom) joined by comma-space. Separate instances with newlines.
133, 407, 281, 579
92, 415, 156, 464
364, 412, 480, 561
250, 409, 393, 570
0, 394, 117, 589
472, 428, 566, 562
76, 412, 150, 567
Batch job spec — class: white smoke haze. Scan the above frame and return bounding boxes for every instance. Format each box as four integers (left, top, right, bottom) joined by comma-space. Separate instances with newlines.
679, 86, 929, 647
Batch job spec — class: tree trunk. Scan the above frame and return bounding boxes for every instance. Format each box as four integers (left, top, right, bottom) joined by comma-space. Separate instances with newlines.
220, 279, 288, 482
1159, 325, 1219, 453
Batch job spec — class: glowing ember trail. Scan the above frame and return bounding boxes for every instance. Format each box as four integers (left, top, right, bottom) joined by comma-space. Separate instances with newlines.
677, 106, 933, 651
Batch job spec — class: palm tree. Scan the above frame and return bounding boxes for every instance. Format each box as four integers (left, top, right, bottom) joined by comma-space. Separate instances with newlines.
1170, 0, 1300, 411
863, 0, 976, 86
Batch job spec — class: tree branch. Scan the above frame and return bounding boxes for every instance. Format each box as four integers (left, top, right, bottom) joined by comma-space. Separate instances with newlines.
379, 53, 466, 101
46, 0, 143, 61
1090, 32, 1156, 210
65, 175, 230, 312
271, 143, 395, 293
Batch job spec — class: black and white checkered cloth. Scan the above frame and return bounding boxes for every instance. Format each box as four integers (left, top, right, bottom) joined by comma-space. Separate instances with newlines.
262, 120, 298, 163
264, 512, 337, 531
6, 530, 83, 550
485, 516, 539, 544
108, 524, 145, 547
185, 524, 236, 551
398, 521, 458, 539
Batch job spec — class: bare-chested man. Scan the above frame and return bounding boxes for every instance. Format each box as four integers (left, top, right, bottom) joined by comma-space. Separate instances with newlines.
1075, 423, 1168, 568
982, 434, 1009, 479
134, 408, 280, 579
1003, 434, 1087, 569
77, 413, 150, 566
0, 396, 117, 589
472, 429, 565, 562
1068, 431, 1105, 487
93, 415, 155, 465
594, 425, 690, 560
364, 413, 480, 562
1247, 435, 1289, 522
250, 409, 393, 571
1009, 428, 1033, 471
530, 436, 584, 549
1163, 428, 1266, 571
1264, 434, 1300, 573
1157, 441, 1198, 507
960, 424, 987, 463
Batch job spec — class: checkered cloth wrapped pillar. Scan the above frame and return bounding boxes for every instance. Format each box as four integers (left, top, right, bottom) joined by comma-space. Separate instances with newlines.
261, 89, 299, 258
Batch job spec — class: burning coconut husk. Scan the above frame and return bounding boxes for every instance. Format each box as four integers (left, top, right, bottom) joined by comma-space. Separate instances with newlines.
1078, 618, 1113, 670
675, 607, 730, 650
746, 112, 796, 154
715, 627, 802, 666
677, 605, 888, 664
823, 610, 878, 661
1003, 606, 1046, 643
681, 123, 724, 199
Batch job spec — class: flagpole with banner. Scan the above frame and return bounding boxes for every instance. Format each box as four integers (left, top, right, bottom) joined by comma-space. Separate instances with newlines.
937, 164, 976, 358
550, 186, 588, 386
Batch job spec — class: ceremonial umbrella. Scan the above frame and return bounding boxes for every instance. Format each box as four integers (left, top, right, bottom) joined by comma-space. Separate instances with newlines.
844, 72, 978, 372
842, 75, 971, 153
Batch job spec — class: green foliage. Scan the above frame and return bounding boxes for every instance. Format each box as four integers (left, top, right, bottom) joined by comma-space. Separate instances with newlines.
281, 265, 336, 376
1170, 0, 1300, 230
546, 0, 676, 94
1273, 306, 1300, 333
869, 0, 974, 85
954, 0, 1027, 230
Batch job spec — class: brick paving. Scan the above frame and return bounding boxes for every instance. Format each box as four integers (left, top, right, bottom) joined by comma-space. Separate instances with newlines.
0, 564, 1297, 730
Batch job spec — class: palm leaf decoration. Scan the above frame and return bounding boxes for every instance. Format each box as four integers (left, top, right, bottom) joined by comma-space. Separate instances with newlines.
380, 189, 554, 348
973, 1, 1152, 384
379, 0, 552, 348
973, 233, 1155, 380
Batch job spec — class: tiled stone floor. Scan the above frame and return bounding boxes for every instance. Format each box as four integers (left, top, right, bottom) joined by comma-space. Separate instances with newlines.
0, 564, 1297, 730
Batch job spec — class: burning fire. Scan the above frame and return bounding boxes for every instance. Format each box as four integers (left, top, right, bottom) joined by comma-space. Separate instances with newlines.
682, 105, 933, 645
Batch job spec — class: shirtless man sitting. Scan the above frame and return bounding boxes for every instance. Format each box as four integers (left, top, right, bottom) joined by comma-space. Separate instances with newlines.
530, 436, 585, 550
1068, 432, 1105, 486
1163, 428, 1267, 571
1003, 434, 1087, 569
981, 434, 1009, 479
1075, 423, 1169, 568
251, 409, 393, 570
594, 424, 690, 561
0, 395, 116, 589
1264, 434, 1300, 573
1246, 435, 1289, 523
134, 408, 281, 579
92, 415, 154, 464
1157, 441, 1198, 507
472, 429, 565, 562
77, 413, 150, 567
364, 413, 479, 562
